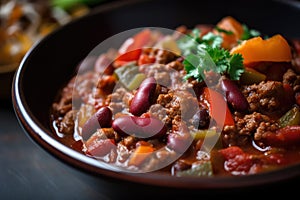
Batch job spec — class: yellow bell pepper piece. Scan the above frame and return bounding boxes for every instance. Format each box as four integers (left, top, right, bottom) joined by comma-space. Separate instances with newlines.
230, 34, 292, 64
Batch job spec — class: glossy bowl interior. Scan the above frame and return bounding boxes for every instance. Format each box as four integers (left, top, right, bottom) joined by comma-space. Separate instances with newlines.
12, 0, 300, 189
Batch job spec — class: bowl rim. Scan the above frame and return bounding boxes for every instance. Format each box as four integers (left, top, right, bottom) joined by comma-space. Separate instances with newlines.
12, 0, 300, 189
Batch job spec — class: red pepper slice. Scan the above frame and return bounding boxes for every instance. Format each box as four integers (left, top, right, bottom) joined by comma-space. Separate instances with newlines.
203, 87, 235, 127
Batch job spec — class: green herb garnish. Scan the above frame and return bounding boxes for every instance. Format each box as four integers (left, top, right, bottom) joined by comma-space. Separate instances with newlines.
177, 28, 223, 57
240, 24, 261, 40
215, 26, 234, 35
178, 28, 244, 82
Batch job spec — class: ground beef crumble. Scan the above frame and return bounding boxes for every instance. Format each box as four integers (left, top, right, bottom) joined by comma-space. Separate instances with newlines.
236, 112, 279, 139
241, 81, 286, 115
150, 89, 198, 129
223, 112, 279, 147
283, 68, 300, 93
141, 48, 178, 65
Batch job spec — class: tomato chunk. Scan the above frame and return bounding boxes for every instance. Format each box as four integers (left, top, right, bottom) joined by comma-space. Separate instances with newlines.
115, 29, 152, 65
262, 125, 300, 147
219, 146, 255, 175
86, 138, 116, 157
219, 146, 287, 175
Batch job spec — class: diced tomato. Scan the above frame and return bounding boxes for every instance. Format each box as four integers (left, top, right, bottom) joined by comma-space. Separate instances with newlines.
138, 54, 156, 66
203, 87, 235, 127
86, 139, 116, 157
114, 29, 152, 66
219, 146, 256, 175
262, 125, 300, 147
219, 146, 287, 175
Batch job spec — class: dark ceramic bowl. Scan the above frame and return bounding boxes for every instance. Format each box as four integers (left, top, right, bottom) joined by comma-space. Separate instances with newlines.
12, 0, 300, 190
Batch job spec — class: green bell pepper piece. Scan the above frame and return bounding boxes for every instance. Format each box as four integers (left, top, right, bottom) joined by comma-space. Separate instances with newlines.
240, 67, 266, 85
114, 62, 146, 90
176, 161, 213, 177
279, 106, 300, 128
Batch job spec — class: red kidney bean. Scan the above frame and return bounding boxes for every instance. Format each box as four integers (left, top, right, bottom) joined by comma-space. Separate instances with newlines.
112, 115, 167, 138
220, 78, 249, 112
192, 108, 210, 129
129, 77, 157, 116
167, 123, 192, 153
167, 134, 190, 154
82, 107, 112, 140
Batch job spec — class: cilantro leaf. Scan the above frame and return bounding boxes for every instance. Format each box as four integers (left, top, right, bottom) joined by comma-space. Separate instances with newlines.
240, 24, 261, 40
183, 45, 244, 82
228, 53, 244, 80
178, 27, 245, 82
206, 46, 230, 73
201, 32, 223, 48
215, 26, 234, 35
177, 29, 200, 57
183, 54, 205, 82
177, 28, 223, 57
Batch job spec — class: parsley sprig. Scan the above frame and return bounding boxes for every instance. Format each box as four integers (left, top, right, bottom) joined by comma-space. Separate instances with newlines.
177, 28, 244, 82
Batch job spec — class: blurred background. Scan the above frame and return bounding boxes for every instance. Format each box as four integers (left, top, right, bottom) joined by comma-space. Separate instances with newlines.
0, 0, 109, 101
